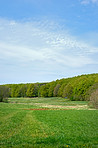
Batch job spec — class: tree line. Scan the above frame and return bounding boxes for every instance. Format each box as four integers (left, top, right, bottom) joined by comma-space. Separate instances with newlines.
0, 73, 98, 102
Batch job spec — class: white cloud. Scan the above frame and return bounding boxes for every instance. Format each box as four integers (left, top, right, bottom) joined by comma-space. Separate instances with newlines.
81, 0, 98, 4
0, 18, 98, 83
0, 18, 97, 68
92, 0, 98, 3
81, 0, 90, 4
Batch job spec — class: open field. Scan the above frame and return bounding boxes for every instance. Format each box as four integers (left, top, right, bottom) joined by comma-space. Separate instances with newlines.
0, 97, 98, 148
8, 97, 90, 110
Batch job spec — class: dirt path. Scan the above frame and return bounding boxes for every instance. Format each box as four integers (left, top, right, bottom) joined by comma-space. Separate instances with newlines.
34, 103, 89, 110
10, 102, 96, 110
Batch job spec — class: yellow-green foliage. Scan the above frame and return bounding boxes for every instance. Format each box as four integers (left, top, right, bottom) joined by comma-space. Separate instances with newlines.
1, 73, 98, 101
90, 89, 98, 109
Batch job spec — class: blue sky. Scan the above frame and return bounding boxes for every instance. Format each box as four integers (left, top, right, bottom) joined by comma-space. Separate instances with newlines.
0, 0, 98, 84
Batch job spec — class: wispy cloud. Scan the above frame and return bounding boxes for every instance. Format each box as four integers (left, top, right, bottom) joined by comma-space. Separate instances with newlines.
0, 18, 98, 83
0, 18, 97, 66
81, 0, 98, 5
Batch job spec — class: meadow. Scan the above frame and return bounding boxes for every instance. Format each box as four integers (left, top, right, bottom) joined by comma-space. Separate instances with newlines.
0, 97, 98, 148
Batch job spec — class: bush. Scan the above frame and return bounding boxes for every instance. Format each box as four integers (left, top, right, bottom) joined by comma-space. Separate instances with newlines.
90, 89, 98, 109
2, 98, 8, 103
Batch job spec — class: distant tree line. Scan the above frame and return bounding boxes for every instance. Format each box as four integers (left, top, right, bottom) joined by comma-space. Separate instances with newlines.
0, 73, 98, 102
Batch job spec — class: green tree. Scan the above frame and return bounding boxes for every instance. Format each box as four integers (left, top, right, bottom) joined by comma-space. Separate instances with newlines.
85, 83, 98, 100
11, 84, 21, 97
73, 77, 94, 100
53, 84, 61, 97
33, 83, 39, 97
48, 81, 56, 97
39, 84, 49, 97
63, 83, 73, 99
19, 84, 27, 97
90, 88, 98, 109
0, 85, 9, 102
26, 84, 35, 97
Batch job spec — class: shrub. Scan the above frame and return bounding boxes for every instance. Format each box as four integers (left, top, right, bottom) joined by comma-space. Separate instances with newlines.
2, 98, 8, 103
90, 89, 98, 109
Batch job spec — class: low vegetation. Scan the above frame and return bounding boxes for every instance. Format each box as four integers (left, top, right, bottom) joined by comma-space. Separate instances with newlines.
0, 98, 98, 147
0, 74, 98, 147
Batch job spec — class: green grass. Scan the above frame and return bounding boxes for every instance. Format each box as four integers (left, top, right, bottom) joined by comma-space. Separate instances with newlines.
0, 98, 98, 148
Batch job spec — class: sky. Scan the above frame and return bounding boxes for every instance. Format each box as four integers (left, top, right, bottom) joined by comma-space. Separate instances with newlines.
0, 0, 98, 84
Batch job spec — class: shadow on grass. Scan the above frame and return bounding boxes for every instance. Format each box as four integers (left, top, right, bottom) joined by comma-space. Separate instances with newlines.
35, 136, 98, 148
36, 136, 71, 148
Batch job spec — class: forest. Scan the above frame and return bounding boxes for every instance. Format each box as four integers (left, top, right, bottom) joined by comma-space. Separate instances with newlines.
0, 73, 98, 102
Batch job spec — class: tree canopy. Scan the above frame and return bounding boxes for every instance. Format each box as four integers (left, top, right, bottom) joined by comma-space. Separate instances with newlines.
0, 73, 98, 101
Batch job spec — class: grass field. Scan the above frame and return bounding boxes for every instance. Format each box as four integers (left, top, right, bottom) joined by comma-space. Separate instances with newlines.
0, 97, 98, 148
8, 97, 88, 105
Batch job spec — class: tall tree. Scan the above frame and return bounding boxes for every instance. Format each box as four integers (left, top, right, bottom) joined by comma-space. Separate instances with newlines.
48, 81, 56, 97
0, 85, 10, 102
26, 84, 35, 97
39, 84, 49, 97
53, 84, 61, 97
